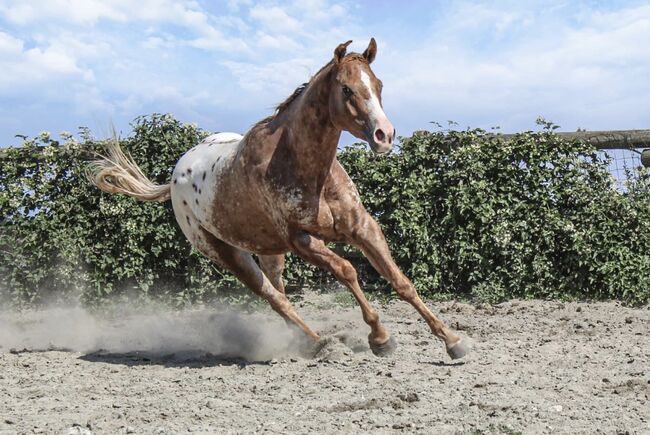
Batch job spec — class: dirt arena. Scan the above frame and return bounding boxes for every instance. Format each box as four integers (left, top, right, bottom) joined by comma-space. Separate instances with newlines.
1, 291, 648, 434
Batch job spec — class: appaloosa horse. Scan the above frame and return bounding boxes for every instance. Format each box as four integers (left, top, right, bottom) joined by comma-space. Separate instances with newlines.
90, 39, 469, 360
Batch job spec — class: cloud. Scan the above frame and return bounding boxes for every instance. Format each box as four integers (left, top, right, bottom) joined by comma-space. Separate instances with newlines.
381, 3, 650, 131
0, 31, 22, 54
249, 5, 302, 32
222, 57, 316, 94
0, 32, 93, 93
0, 0, 250, 53
227, 0, 253, 12
256, 32, 303, 51
1, 0, 648, 147
0, 0, 123, 25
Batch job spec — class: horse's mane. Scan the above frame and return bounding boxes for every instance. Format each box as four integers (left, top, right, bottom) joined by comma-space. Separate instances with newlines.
274, 82, 310, 114
253, 54, 366, 129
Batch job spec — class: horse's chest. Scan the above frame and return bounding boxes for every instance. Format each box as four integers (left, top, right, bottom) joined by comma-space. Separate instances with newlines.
273, 188, 335, 234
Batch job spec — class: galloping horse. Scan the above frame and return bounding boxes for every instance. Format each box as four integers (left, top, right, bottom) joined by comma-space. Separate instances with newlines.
91, 39, 469, 360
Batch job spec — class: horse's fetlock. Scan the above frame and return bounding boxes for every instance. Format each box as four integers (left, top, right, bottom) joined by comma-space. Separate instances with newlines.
363, 309, 379, 326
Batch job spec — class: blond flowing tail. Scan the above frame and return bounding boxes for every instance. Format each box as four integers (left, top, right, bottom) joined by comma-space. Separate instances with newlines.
88, 138, 171, 202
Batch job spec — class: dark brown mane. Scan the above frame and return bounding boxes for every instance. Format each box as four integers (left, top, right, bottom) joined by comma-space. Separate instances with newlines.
273, 58, 336, 114
275, 82, 310, 114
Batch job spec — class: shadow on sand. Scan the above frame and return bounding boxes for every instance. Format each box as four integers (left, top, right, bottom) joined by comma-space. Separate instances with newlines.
79, 349, 277, 368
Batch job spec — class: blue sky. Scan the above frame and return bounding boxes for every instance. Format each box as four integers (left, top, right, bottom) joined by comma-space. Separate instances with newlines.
1, 0, 649, 147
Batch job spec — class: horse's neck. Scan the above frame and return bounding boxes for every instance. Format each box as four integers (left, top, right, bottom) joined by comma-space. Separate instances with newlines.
279, 73, 341, 188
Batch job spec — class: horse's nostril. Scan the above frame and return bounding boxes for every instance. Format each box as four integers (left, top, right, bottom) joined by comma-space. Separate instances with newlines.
375, 129, 386, 142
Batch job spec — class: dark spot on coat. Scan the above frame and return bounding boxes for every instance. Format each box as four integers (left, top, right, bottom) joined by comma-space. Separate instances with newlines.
187, 168, 192, 174
195, 198, 199, 205
216, 156, 221, 162
186, 216, 190, 225
211, 163, 216, 172
173, 178, 177, 184
192, 183, 197, 192
202, 172, 206, 181
182, 200, 187, 206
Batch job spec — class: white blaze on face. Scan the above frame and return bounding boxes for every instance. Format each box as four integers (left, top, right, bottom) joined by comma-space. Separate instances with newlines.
359, 70, 389, 128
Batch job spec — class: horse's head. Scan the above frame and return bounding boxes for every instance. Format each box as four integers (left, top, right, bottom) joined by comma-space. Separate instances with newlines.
329, 38, 395, 154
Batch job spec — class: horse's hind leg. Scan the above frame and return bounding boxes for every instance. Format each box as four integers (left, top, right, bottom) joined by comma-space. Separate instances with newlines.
191, 226, 319, 342
259, 254, 286, 294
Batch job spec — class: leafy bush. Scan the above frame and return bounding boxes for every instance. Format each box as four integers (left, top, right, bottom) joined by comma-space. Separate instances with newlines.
1, 115, 223, 307
339, 127, 650, 304
1, 114, 649, 307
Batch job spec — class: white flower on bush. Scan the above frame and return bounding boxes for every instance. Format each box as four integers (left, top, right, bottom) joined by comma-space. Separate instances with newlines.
125, 220, 137, 232
493, 221, 512, 247
98, 198, 126, 216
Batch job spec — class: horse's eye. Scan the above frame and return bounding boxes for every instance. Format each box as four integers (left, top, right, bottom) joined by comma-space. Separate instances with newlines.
342, 85, 353, 97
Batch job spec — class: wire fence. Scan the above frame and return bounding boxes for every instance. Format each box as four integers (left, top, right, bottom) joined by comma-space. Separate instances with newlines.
492, 129, 650, 191
601, 148, 646, 190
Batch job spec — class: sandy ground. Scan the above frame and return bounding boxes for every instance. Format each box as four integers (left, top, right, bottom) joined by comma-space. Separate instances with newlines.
1, 291, 649, 435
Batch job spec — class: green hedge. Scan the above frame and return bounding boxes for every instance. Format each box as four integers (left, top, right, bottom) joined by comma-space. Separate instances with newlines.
1, 114, 649, 307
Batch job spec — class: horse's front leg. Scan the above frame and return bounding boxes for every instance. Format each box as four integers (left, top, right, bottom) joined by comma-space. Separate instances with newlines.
346, 212, 469, 360
289, 231, 397, 356
259, 254, 286, 294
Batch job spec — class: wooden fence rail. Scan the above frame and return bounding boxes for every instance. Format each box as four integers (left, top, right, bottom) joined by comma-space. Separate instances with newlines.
495, 129, 650, 150
496, 130, 650, 167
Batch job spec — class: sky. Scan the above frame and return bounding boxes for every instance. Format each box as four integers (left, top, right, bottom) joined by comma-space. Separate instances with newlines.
0, 0, 649, 147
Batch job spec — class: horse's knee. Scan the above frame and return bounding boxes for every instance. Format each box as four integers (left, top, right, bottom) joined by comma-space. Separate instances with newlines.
338, 260, 358, 285
394, 280, 417, 302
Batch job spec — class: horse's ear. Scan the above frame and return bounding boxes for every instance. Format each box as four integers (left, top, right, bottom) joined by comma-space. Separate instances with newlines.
334, 40, 353, 63
363, 38, 377, 64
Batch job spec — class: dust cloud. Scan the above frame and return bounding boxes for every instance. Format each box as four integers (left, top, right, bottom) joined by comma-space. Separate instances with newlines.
0, 304, 300, 361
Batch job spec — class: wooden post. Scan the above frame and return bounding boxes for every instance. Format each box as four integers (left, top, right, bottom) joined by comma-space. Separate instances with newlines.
641, 149, 650, 168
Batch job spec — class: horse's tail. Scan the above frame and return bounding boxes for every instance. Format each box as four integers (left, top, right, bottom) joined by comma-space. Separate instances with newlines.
88, 137, 171, 202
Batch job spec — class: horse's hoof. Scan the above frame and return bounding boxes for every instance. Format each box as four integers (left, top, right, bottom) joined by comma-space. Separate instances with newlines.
297, 337, 327, 358
369, 336, 398, 357
446, 339, 470, 360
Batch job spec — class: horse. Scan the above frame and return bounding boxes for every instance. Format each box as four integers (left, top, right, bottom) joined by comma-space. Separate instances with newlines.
90, 38, 469, 360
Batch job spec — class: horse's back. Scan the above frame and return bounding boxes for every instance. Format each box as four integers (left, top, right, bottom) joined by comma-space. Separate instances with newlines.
203, 132, 243, 144
172, 132, 242, 184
